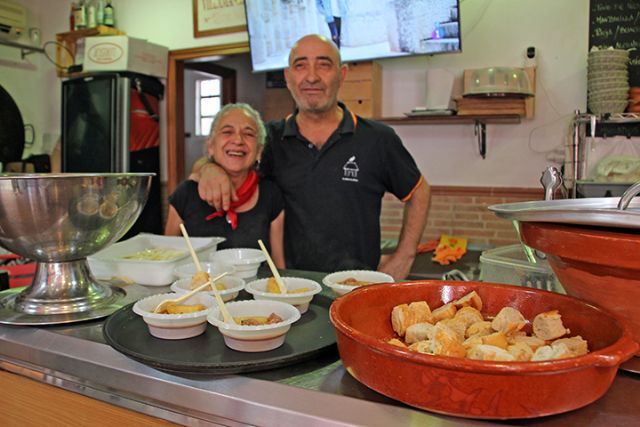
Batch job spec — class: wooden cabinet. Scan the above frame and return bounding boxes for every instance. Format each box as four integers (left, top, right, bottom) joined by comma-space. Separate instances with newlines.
0, 370, 175, 426
339, 61, 381, 118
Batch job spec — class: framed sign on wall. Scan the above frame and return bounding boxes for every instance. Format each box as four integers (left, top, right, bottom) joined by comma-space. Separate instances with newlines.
192, 0, 247, 38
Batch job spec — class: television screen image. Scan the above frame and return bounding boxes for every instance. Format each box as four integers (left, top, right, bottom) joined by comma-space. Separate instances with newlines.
245, 0, 461, 72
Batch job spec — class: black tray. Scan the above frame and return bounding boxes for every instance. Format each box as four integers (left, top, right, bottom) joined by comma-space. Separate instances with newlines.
103, 294, 337, 375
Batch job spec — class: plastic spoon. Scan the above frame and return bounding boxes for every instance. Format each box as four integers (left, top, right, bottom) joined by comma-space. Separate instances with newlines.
179, 223, 235, 324
257, 239, 287, 293
152, 272, 228, 314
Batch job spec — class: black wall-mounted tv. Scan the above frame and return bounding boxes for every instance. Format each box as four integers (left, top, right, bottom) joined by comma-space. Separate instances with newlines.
244, 0, 462, 73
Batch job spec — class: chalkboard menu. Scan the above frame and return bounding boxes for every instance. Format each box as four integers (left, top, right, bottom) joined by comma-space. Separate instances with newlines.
589, 0, 640, 87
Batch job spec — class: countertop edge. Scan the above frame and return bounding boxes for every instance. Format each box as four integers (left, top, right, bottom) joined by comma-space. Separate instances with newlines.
0, 326, 456, 427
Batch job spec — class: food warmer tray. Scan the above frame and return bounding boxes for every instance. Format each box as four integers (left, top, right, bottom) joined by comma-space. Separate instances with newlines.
103, 294, 336, 375
489, 197, 640, 228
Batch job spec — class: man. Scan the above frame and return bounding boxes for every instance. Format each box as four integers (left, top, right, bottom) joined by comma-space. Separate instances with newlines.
197, 34, 430, 280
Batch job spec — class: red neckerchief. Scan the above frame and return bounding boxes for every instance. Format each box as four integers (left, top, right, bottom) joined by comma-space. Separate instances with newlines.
205, 170, 259, 230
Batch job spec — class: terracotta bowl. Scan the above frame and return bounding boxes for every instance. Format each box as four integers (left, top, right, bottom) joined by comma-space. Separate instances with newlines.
520, 222, 640, 356
329, 281, 637, 419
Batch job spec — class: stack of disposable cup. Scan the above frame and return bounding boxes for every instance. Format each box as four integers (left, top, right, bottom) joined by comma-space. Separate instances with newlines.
587, 48, 629, 114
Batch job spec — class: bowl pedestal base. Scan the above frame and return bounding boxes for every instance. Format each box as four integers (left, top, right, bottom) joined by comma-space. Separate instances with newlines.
0, 259, 130, 325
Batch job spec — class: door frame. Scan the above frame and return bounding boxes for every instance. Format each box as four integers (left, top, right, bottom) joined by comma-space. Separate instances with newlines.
166, 42, 249, 195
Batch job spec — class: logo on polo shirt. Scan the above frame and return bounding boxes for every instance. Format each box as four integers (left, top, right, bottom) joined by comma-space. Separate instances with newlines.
342, 156, 359, 182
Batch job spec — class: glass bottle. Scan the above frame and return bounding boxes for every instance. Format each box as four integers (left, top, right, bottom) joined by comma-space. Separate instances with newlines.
96, 0, 105, 25
87, 0, 96, 28
104, 0, 114, 27
69, 2, 76, 31
74, 0, 86, 30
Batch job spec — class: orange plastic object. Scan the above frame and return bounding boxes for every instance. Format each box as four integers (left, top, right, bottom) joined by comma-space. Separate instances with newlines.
417, 239, 439, 253
330, 281, 638, 419
432, 235, 467, 265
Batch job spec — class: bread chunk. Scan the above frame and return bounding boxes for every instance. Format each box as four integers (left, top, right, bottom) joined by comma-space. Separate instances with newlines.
551, 336, 588, 357
409, 301, 434, 324
408, 340, 432, 354
531, 343, 574, 361
391, 304, 411, 337
510, 334, 546, 351
533, 310, 570, 341
467, 344, 515, 361
391, 301, 433, 337
430, 323, 467, 358
491, 307, 526, 334
452, 290, 483, 311
454, 306, 484, 328
405, 322, 435, 344
508, 342, 534, 361
481, 331, 509, 350
387, 338, 407, 348
466, 320, 493, 338
432, 302, 457, 322
439, 318, 467, 342
462, 334, 484, 349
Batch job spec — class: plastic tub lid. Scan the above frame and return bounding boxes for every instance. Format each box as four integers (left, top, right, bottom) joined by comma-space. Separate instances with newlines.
479, 244, 553, 274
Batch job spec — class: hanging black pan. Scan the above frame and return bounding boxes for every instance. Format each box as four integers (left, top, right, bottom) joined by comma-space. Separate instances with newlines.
0, 84, 25, 165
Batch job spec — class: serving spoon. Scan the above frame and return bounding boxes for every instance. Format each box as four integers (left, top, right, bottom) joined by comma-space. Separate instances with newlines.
257, 239, 287, 294
179, 224, 235, 323
152, 272, 228, 314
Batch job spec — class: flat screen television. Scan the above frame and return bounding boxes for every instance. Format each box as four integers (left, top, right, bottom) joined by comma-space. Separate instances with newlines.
244, 0, 461, 72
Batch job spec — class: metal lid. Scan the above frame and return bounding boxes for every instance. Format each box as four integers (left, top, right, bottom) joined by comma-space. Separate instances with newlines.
489, 196, 640, 229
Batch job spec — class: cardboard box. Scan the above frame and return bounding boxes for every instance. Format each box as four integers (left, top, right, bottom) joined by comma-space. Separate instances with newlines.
84, 35, 168, 78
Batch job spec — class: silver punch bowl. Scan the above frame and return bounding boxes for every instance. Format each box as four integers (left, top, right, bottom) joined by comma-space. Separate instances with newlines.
0, 173, 153, 325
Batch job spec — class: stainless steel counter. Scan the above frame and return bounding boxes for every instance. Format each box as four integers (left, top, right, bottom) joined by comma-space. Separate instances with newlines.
1, 271, 639, 426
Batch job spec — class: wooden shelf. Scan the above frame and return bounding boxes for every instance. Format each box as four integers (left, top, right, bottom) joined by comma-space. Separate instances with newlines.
55, 26, 125, 77
379, 114, 522, 125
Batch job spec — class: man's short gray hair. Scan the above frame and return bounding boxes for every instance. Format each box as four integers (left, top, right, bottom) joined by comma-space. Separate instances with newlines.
209, 103, 267, 145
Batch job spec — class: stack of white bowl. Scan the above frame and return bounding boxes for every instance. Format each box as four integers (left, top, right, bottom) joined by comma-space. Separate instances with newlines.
587, 49, 630, 114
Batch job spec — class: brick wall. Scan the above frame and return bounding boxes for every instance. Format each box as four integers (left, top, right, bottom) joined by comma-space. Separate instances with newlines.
381, 186, 543, 247
162, 183, 543, 247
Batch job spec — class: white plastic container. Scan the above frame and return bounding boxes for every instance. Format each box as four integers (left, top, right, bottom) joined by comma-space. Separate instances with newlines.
322, 270, 394, 297
245, 277, 322, 314
210, 248, 266, 279
88, 234, 225, 286
479, 245, 564, 293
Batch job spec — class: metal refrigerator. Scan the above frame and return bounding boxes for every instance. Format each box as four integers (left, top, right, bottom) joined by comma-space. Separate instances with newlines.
61, 72, 164, 238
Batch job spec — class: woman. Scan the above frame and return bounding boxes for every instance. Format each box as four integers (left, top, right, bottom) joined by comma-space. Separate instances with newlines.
165, 103, 285, 268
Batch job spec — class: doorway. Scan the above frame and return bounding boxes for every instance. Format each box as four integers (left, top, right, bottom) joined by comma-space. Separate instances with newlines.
166, 43, 295, 195
183, 63, 236, 178
166, 42, 249, 195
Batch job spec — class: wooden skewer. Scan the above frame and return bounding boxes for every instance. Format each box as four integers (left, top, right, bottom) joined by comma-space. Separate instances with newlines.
257, 239, 287, 294
179, 223, 235, 324
152, 272, 228, 314
180, 223, 203, 271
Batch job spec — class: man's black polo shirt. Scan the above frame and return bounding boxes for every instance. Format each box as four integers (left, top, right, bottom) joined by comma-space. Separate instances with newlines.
260, 103, 422, 273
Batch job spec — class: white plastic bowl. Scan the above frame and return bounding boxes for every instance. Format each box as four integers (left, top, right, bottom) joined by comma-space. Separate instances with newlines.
173, 261, 236, 280
210, 248, 266, 279
322, 270, 394, 297
244, 277, 322, 314
132, 292, 215, 339
88, 234, 226, 286
207, 300, 301, 352
170, 276, 245, 302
